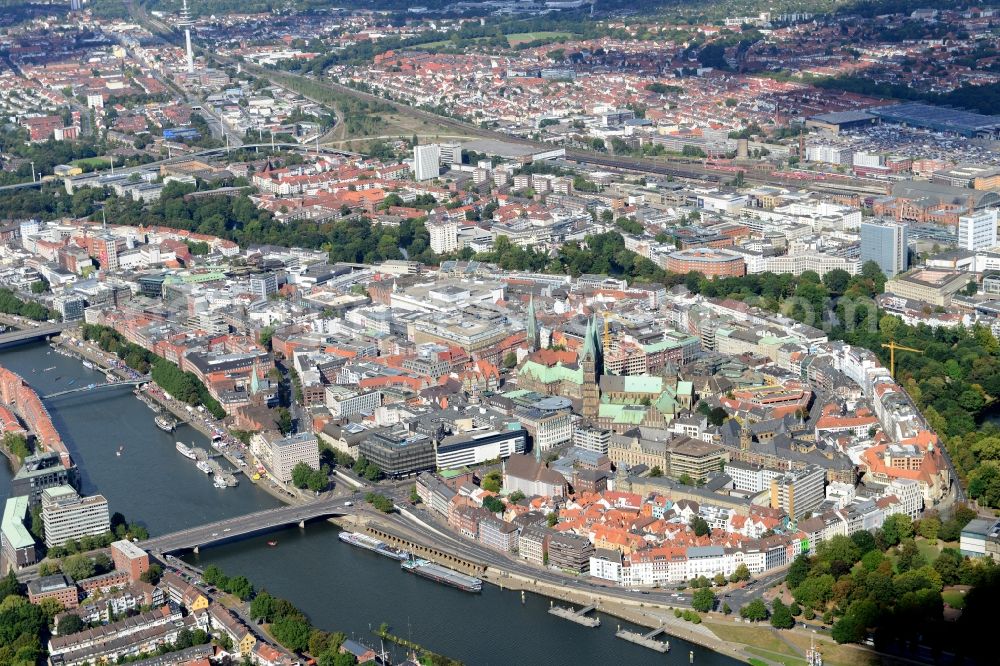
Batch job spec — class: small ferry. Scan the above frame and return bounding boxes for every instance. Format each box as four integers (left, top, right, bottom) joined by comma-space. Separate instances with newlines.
82, 360, 95, 370
214, 475, 228, 489
176, 442, 197, 460
154, 415, 176, 432
196, 460, 212, 474
338, 531, 410, 561
401, 558, 482, 593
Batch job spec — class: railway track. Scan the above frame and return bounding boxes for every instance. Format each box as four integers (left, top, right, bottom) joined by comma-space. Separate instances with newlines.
128, 2, 887, 196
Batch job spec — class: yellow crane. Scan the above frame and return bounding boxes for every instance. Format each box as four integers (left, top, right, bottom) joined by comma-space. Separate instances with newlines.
601, 310, 627, 351
881, 340, 923, 378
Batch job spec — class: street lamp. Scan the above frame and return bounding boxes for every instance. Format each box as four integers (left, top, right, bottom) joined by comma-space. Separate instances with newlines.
30, 161, 35, 183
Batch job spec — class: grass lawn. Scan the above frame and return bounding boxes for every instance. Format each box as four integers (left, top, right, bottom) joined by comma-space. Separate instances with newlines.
71, 156, 111, 169
706, 622, 798, 657
942, 589, 966, 609
506, 31, 574, 46
413, 36, 491, 50
783, 632, 881, 666
745, 647, 807, 666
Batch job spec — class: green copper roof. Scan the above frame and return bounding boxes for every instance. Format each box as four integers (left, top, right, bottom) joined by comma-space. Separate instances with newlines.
1, 496, 35, 550
598, 403, 647, 424
519, 360, 583, 385
621, 375, 664, 394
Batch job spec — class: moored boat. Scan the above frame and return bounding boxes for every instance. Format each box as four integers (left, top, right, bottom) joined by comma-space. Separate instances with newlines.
196, 460, 212, 474
176, 442, 197, 460
155, 415, 176, 432
401, 558, 482, 592
338, 531, 410, 561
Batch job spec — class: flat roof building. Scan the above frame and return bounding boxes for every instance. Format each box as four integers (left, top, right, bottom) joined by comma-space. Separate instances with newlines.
872, 102, 1000, 139
251, 432, 321, 485
1, 495, 38, 569
886, 269, 973, 307
41, 486, 110, 549
359, 429, 436, 478
28, 573, 79, 609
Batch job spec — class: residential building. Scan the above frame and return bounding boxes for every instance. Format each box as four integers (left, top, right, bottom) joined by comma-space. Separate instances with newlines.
479, 515, 519, 552
518, 524, 551, 565
429, 218, 459, 254
548, 532, 595, 573
589, 548, 623, 583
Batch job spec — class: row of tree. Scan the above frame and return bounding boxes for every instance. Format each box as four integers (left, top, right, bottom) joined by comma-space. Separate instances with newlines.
778, 511, 997, 661
249, 585, 361, 665
80, 324, 226, 419
291, 461, 330, 492
0, 288, 56, 321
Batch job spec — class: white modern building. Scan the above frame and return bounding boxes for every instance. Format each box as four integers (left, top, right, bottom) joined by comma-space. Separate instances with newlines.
435, 429, 527, 470
41, 486, 111, 549
325, 386, 382, 417
957, 209, 998, 251
413, 144, 441, 181
251, 432, 321, 484
428, 218, 459, 254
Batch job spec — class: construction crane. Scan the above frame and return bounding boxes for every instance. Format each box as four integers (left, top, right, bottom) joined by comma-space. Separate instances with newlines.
600, 310, 627, 351
881, 340, 923, 378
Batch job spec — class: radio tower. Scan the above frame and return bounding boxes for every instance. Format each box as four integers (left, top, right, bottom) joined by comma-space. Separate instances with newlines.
178, 0, 194, 73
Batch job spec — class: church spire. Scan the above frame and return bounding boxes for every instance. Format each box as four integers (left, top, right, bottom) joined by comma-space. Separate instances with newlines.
526, 295, 539, 351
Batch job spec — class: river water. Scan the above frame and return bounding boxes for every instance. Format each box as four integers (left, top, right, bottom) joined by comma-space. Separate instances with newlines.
1, 341, 738, 666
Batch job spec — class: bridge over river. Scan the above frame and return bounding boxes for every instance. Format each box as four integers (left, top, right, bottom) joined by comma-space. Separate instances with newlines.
139, 496, 354, 553
43, 377, 149, 399
0, 323, 67, 349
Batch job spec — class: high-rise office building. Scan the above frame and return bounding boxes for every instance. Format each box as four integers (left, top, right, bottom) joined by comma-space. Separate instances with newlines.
860, 221, 908, 277
249, 272, 278, 299
770, 465, 825, 519
41, 486, 110, 548
957, 210, 998, 251
439, 142, 462, 167
413, 144, 441, 181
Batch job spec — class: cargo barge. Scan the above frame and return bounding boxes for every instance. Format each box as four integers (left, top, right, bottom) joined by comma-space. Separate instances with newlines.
401, 558, 482, 593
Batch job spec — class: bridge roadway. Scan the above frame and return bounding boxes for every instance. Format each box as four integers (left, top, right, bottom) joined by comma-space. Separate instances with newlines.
138, 496, 353, 553
0, 323, 67, 349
